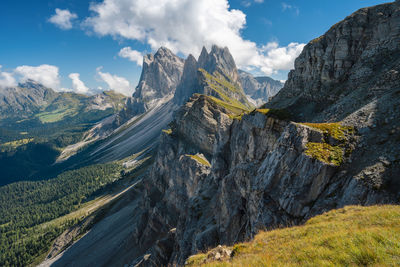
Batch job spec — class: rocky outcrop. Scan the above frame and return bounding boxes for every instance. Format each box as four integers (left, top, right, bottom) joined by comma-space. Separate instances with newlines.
238, 70, 283, 106
131, 90, 398, 266
122, 47, 184, 117
268, 0, 400, 122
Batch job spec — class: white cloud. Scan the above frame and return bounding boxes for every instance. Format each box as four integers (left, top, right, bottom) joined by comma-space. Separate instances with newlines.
0, 66, 17, 89
68, 73, 90, 94
83, 0, 305, 76
259, 42, 305, 75
118, 47, 143, 66
15, 64, 61, 89
282, 2, 299, 16
96, 67, 131, 96
254, 0, 264, 3
49, 8, 78, 30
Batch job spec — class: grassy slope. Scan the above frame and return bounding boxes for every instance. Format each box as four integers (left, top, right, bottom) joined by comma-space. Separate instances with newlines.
186, 205, 400, 266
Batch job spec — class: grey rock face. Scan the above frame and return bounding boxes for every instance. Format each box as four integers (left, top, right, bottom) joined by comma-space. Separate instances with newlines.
238, 70, 284, 105
268, 1, 400, 122
174, 45, 248, 107
124, 47, 185, 116
131, 92, 398, 266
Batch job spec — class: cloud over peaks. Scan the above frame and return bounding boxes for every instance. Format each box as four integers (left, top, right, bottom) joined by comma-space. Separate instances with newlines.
49, 8, 78, 30
96, 67, 131, 96
15, 64, 61, 89
69, 73, 89, 94
84, 0, 305, 76
118, 47, 143, 66
0, 66, 17, 89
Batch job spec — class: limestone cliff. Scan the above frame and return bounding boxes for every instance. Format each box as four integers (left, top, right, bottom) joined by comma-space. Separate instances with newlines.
121, 47, 185, 119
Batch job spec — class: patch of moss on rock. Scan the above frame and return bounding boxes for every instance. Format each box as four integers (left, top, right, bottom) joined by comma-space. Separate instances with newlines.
162, 129, 172, 135
305, 142, 344, 166
186, 154, 211, 167
300, 122, 354, 141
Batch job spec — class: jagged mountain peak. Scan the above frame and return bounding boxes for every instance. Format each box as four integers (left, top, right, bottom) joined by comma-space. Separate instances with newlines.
197, 45, 239, 84
125, 47, 185, 116
173, 45, 251, 109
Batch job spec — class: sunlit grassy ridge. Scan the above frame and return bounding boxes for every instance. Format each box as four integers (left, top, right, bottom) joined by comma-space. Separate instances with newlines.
186, 205, 400, 266
199, 68, 253, 111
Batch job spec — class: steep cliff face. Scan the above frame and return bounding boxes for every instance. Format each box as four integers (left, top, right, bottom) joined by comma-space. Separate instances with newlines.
268, 1, 400, 122
122, 47, 185, 117
238, 70, 284, 106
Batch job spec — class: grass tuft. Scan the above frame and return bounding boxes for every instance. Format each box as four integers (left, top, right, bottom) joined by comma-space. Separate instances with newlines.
300, 122, 354, 141
186, 154, 211, 167
162, 129, 173, 135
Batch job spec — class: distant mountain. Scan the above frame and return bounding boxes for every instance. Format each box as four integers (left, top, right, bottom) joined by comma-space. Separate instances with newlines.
0, 81, 57, 119
238, 70, 283, 106
0, 82, 126, 185
0, 81, 125, 124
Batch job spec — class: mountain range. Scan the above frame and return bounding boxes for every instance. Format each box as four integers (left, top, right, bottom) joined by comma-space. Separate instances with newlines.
1, 1, 399, 267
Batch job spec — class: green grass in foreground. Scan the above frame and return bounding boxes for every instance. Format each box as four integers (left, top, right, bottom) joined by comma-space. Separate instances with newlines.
186, 205, 400, 266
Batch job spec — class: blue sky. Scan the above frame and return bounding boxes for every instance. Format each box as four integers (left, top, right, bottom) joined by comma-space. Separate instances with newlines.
0, 0, 392, 95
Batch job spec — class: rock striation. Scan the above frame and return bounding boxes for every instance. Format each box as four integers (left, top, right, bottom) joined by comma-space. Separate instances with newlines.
268, 0, 400, 122
238, 70, 284, 106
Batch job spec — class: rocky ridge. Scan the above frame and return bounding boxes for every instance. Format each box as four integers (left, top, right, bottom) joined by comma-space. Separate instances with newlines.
121, 47, 185, 120
174, 45, 251, 109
